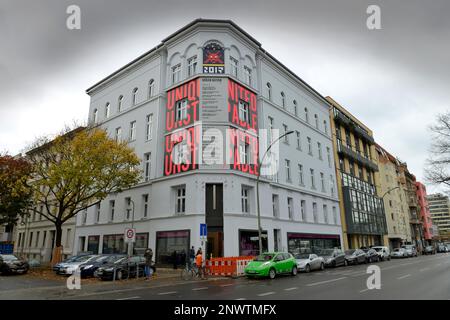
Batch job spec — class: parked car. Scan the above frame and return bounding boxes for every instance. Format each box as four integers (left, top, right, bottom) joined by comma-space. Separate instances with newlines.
424, 245, 436, 255
56, 254, 99, 275
95, 255, 154, 281
0, 254, 29, 275
53, 256, 79, 272
244, 252, 297, 279
437, 245, 448, 253
318, 249, 347, 268
391, 247, 408, 258
295, 253, 325, 272
345, 249, 367, 265
371, 246, 391, 261
79, 254, 126, 278
363, 248, 380, 263
401, 245, 418, 257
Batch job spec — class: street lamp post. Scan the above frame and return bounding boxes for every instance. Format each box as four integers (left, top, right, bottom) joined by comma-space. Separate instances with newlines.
256, 130, 294, 255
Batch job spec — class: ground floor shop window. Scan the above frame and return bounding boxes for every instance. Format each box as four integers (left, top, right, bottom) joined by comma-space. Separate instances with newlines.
102, 234, 126, 254
239, 230, 268, 256
133, 233, 149, 255
156, 230, 190, 265
287, 233, 340, 255
87, 235, 99, 254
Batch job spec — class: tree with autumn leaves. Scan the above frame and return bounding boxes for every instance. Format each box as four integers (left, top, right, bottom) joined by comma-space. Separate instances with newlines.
1, 127, 141, 264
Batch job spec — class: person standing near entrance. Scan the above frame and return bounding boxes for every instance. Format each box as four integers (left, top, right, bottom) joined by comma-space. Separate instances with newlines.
189, 246, 195, 269
144, 248, 153, 280
195, 248, 205, 280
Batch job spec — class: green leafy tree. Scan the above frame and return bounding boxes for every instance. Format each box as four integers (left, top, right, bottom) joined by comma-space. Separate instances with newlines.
27, 127, 141, 263
0, 155, 32, 229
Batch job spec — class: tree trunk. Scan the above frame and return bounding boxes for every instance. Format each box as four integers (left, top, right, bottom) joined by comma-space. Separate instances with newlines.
51, 221, 64, 266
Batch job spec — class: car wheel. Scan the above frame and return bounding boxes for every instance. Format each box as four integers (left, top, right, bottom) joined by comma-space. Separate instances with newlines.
291, 266, 297, 276
116, 270, 123, 280
305, 264, 311, 273
320, 263, 325, 271
269, 268, 276, 279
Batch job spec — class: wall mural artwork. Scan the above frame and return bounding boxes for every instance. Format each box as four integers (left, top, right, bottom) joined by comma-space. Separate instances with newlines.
203, 42, 225, 74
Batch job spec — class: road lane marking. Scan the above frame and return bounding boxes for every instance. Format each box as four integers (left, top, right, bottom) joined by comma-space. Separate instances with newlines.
157, 291, 177, 295
116, 296, 140, 300
284, 287, 298, 291
397, 274, 411, 280
258, 292, 276, 296
220, 284, 234, 287
306, 277, 347, 286
192, 287, 208, 291
420, 267, 430, 272
360, 288, 370, 293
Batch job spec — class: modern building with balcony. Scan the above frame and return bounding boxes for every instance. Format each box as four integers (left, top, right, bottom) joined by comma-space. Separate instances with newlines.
327, 97, 387, 249
427, 193, 450, 240
403, 168, 425, 251
375, 144, 411, 249
73, 19, 343, 264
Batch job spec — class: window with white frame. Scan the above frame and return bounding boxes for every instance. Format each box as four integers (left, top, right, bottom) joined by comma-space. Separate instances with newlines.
317, 142, 322, 160
327, 147, 331, 167
118, 95, 123, 112
301, 200, 306, 221
241, 186, 250, 214
175, 99, 188, 121
313, 202, 318, 223
323, 204, 328, 224
266, 82, 272, 100
307, 137, 312, 155
93, 109, 98, 124
310, 169, 316, 189
272, 194, 279, 218
148, 79, 155, 98
293, 100, 298, 116
105, 103, 110, 118
109, 200, 115, 222
230, 56, 238, 77
172, 64, 181, 84
173, 142, 187, 164
330, 175, 335, 197
305, 107, 309, 123
267, 116, 274, 143
238, 100, 250, 123
187, 56, 197, 77
298, 164, 304, 186
124, 198, 132, 220
143, 194, 149, 218
283, 124, 289, 143
333, 206, 338, 224
244, 66, 252, 85
324, 120, 328, 134
285, 159, 291, 182
281, 92, 286, 108
314, 114, 319, 129
132, 88, 138, 106
82, 209, 87, 224
146, 114, 153, 141
115, 127, 122, 142
144, 152, 151, 182
296, 131, 301, 149
129, 121, 136, 141
175, 186, 186, 214
288, 197, 294, 220
239, 142, 250, 164
320, 172, 325, 192
96, 203, 101, 223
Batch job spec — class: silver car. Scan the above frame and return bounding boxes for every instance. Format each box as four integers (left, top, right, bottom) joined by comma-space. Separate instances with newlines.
401, 245, 418, 257
294, 253, 325, 273
391, 248, 408, 258
372, 246, 391, 261
57, 254, 99, 275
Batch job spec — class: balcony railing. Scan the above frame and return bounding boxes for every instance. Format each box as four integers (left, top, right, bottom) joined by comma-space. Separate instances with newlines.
337, 140, 379, 172
333, 108, 375, 144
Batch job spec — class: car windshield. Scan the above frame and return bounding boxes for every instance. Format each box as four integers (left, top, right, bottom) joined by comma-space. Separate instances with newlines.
345, 250, 355, 255
254, 254, 274, 261
73, 255, 94, 262
94, 256, 110, 262
1, 255, 18, 261
114, 257, 127, 264
294, 254, 310, 259
393, 248, 401, 252
372, 247, 382, 252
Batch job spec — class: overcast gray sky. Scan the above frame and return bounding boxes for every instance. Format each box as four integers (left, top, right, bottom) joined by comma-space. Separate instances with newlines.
1, 0, 449, 193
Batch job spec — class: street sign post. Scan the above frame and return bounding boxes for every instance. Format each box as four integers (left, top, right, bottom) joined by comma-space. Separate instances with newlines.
200, 223, 207, 239
124, 228, 136, 243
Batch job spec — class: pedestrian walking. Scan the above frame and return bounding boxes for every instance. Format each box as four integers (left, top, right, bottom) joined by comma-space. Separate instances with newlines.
195, 248, 204, 279
144, 248, 153, 280
189, 246, 195, 269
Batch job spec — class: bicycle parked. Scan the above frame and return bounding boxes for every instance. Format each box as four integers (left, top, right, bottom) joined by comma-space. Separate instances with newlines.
181, 262, 207, 280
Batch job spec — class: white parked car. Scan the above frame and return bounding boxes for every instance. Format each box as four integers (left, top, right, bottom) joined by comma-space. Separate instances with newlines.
294, 253, 325, 273
391, 248, 408, 258
371, 246, 391, 261
56, 254, 99, 275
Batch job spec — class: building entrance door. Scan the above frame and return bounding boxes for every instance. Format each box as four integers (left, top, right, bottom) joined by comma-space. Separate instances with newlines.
205, 184, 224, 257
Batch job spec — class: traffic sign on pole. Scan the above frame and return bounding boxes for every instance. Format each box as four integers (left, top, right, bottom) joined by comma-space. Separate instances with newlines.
124, 228, 136, 243
200, 223, 207, 238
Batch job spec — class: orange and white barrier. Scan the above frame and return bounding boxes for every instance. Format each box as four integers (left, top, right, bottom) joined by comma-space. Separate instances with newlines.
205, 256, 255, 277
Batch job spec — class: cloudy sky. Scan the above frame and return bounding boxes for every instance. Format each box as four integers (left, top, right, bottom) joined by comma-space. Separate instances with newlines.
1, 0, 449, 193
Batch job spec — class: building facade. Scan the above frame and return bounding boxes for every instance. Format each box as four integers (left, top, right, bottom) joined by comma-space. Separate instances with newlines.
415, 182, 433, 245
375, 144, 411, 249
74, 19, 343, 264
403, 169, 424, 251
427, 193, 450, 240
327, 97, 387, 249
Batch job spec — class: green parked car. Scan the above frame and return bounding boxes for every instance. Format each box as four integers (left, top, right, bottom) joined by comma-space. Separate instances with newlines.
244, 252, 297, 279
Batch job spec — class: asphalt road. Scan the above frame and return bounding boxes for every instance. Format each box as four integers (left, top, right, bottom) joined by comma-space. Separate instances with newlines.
1, 253, 449, 300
